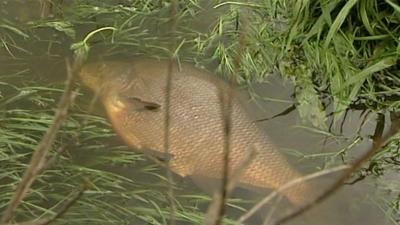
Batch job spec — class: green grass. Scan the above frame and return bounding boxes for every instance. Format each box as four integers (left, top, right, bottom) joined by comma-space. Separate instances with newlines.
1, 0, 399, 224
0, 82, 227, 225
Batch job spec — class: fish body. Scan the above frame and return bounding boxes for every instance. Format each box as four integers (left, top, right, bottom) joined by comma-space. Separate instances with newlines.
79, 59, 310, 204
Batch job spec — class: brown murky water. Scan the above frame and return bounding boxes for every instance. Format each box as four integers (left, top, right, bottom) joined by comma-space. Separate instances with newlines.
0, 1, 397, 225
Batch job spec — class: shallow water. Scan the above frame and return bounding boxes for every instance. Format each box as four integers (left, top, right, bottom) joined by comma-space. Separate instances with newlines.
0, 1, 397, 225
242, 75, 395, 225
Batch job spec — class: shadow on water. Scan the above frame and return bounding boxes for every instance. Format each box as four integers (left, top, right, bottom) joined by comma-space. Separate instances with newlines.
0, 1, 397, 225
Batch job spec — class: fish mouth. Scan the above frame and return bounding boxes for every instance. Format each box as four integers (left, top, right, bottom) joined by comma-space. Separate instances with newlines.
79, 65, 102, 93
79, 63, 115, 96
79, 62, 134, 94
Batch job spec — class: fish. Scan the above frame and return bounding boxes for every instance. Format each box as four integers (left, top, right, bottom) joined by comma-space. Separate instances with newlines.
79, 58, 311, 205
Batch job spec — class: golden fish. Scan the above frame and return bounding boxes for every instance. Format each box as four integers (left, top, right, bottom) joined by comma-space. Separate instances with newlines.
79, 58, 310, 204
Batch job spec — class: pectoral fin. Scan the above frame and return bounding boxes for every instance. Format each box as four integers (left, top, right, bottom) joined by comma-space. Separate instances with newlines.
122, 96, 161, 112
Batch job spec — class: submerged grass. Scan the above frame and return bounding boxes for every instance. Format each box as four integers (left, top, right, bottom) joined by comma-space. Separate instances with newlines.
0, 82, 229, 225
1, 0, 400, 224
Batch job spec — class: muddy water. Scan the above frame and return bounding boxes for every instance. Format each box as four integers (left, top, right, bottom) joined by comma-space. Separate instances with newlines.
244, 76, 395, 225
0, 1, 397, 225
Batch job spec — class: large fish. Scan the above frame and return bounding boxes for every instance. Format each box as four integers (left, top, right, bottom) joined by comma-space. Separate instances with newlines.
79, 58, 311, 204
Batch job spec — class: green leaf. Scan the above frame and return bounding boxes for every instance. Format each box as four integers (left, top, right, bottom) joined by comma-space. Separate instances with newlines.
385, 0, 400, 13
31, 21, 76, 39
324, 0, 358, 48
0, 23, 29, 38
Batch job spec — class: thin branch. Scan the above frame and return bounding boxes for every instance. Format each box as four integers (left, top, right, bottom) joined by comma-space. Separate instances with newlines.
262, 196, 283, 225
39, 145, 68, 172
226, 144, 258, 192
237, 165, 351, 225
39, 0, 51, 19
209, 83, 233, 225
37, 182, 89, 225
204, 144, 258, 225
273, 118, 400, 225
164, 1, 178, 225
203, 5, 249, 225
0, 58, 81, 224
9, 182, 89, 225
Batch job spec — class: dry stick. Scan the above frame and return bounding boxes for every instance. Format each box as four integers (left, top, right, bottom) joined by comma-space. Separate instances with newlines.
203, 6, 249, 225
237, 165, 351, 225
227, 144, 258, 193
204, 145, 258, 225
261, 196, 283, 225
164, 1, 178, 225
11, 185, 88, 225
39, 0, 51, 19
39, 145, 68, 172
14, 182, 89, 225
209, 78, 234, 225
273, 119, 400, 225
0, 58, 80, 224
35, 182, 88, 225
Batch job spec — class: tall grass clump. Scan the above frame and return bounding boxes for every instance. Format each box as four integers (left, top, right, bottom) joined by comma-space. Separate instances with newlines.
278, 0, 400, 219
281, 0, 400, 125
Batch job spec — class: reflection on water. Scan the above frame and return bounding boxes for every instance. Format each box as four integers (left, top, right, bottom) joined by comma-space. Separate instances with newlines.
0, 1, 397, 225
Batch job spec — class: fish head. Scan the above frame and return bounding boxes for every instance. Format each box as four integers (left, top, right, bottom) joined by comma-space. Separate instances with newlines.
79, 60, 165, 152
79, 62, 134, 93
79, 61, 137, 112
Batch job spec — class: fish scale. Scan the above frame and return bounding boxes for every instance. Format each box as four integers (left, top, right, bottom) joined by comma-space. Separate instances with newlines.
79, 58, 311, 205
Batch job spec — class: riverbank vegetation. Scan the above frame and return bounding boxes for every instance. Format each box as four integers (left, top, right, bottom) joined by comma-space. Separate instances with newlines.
1, 0, 399, 224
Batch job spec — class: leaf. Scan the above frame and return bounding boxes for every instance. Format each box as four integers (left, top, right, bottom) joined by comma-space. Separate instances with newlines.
31, 21, 76, 39
333, 57, 397, 122
385, 0, 400, 13
324, 0, 358, 48
0, 23, 29, 38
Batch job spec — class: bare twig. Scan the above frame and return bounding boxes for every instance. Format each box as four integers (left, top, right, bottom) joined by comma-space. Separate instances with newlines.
262, 196, 283, 225
237, 165, 351, 225
203, 145, 258, 225
9, 182, 89, 225
273, 118, 400, 225
39, 0, 51, 19
164, 1, 178, 224
0, 58, 81, 224
208, 82, 233, 225
38, 145, 68, 172
203, 5, 249, 225
37, 182, 89, 225
226, 144, 258, 192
